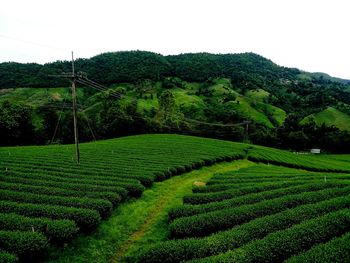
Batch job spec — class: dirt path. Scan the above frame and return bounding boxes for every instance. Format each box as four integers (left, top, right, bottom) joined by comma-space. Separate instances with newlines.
46, 160, 253, 263
111, 191, 170, 262
112, 160, 253, 262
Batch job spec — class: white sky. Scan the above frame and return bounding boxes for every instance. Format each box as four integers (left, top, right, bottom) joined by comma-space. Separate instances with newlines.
1, 0, 350, 79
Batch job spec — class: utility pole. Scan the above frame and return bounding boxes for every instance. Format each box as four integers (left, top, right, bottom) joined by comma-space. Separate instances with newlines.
242, 120, 250, 142
71, 52, 80, 164
48, 52, 122, 164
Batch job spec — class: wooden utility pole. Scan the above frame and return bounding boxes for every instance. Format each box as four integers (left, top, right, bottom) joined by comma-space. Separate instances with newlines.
71, 52, 80, 164
48, 52, 122, 164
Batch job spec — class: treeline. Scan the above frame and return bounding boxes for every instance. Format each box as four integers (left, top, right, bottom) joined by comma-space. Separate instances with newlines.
1, 51, 350, 114
1, 98, 350, 153
0, 51, 296, 88
1, 51, 350, 152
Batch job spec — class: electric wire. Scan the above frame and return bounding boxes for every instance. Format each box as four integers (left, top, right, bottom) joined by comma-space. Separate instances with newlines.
50, 90, 69, 144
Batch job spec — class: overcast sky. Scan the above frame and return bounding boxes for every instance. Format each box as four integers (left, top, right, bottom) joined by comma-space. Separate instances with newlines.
1, 0, 349, 79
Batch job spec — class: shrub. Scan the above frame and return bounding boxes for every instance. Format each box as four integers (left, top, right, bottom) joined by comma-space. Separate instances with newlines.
168, 182, 345, 220
0, 213, 78, 242
0, 230, 48, 256
139, 195, 350, 262
196, 209, 350, 262
170, 187, 350, 238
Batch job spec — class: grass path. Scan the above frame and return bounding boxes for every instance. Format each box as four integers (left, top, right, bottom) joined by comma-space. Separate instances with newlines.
47, 160, 253, 263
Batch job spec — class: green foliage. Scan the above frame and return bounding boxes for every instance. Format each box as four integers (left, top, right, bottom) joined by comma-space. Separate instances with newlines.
0, 201, 101, 230
0, 213, 77, 242
0, 189, 113, 218
0, 135, 350, 261
197, 210, 350, 262
301, 106, 350, 130
0, 101, 35, 146
182, 181, 306, 205
170, 187, 350, 238
168, 182, 344, 220
0, 251, 17, 263
137, 159, 350, 262
1, 51, 350, 151
286, 231, 350, 263
0, 134, 249, 260
0, 230, 48, 256
139, 195, 350, 262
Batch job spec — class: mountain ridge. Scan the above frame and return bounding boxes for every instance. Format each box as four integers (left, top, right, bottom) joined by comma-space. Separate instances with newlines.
1, 51, 350, 152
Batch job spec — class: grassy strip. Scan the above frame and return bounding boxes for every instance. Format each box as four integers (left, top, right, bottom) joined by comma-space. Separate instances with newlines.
194, 209, 350, 262
168, 182, 345, 220
45, 161, 252, 263
170, 187, 350, 238
285, 231, 350, 263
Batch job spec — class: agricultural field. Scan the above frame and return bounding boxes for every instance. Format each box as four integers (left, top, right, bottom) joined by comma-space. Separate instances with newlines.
301, 106, 350, 131
0, 134, 350, 262
138, 164, 350, 263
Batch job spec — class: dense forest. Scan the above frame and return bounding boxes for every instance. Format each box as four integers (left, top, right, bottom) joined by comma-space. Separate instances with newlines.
1, 51, 350, 152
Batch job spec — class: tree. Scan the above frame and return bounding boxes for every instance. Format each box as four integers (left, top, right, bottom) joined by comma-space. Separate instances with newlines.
0, 101, 35, 145
156, 90, 184, 130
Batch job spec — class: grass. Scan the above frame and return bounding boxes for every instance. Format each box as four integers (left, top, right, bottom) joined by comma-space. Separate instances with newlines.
46, 160, 254, 263
245, 89, 270, 102
227, 97, 274, 128
301, 107, 350, 131
138, 162, 350, 263
1, 134, 350, 261
172, 89, 205, 108
137, 96, 158, 115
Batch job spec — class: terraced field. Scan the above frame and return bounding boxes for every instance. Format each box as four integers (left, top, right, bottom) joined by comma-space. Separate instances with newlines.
0, 134, 350, 262
138, 164, 350, 262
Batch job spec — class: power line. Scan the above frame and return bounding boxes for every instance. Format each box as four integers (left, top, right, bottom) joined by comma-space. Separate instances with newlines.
0, 34, 68, 53
185, 118, 251, 127
76, 96, 97, 142
48, 51, 122, 164
50, 91, 69, 144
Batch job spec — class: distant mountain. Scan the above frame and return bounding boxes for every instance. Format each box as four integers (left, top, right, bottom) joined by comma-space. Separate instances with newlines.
1, 51, 350, 151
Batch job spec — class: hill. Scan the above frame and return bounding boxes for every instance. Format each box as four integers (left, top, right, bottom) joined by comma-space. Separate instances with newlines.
1, 51, 350, 152
301, 107, 350, 131
0, 134, 350, 262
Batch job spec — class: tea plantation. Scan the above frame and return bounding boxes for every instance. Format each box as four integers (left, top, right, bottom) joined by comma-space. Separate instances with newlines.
0, 134, 350, 262
138, 164, 350, 262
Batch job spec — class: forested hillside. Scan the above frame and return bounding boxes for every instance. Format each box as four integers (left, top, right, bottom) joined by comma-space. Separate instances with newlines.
1, 51, 350, 152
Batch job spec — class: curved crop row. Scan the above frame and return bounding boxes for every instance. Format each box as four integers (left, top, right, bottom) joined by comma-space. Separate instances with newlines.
0, 189, 113, 217
285, 231, 350, 263
0, 181, 122, 205
1, 172, 145, 198
0, 213, 77, 242
183, 181, 307, 205
139, 195, 350, 262
168, 182, 345, 220
0, 230, 48, 256
192, 177, 347, 193
0, 176, 128, 197
0, 201, 101, 230
170, 187, 350, 238
195, 209, 350, 262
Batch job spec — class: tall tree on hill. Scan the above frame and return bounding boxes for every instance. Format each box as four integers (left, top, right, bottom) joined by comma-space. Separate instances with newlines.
156, 90, 184, 130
